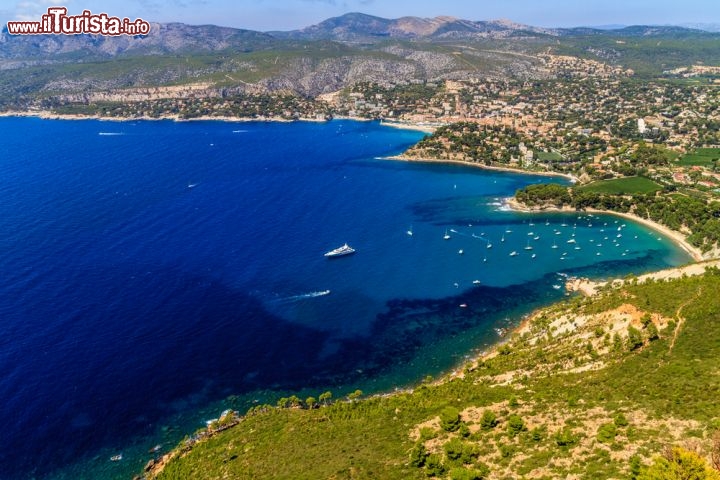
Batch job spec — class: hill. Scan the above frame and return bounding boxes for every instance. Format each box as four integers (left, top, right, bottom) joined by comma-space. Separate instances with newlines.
143, 266, 720, 479
1, 14, 720, 108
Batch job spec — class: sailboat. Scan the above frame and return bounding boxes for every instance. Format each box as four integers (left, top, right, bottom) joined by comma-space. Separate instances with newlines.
501, 234, 505, 242
443, 229, 450, 240
524, 239, 533, 251
551, 239, 558, 249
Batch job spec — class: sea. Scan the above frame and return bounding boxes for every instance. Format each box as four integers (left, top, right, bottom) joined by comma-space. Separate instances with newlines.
0, 117, 692, 479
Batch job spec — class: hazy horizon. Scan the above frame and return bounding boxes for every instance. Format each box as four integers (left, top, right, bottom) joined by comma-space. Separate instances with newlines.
2, 0, 719, 32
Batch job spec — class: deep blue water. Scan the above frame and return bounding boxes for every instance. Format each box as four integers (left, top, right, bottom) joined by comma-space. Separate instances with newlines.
0, 117, 691, 479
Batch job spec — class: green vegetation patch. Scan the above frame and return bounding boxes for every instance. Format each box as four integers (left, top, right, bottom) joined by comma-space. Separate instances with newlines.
677, 147, 720, 167
149, 269, 720, 480
575, 176, 663, 195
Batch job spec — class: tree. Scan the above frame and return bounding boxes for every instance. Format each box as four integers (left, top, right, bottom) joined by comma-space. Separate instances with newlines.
409, 442, 428, 468
480, 410, 498, 430
444, 438, 465, 461
627, 326, 644, 351
440, 406, 462, 432
507, 414, 526, 437
638, 446, 720, 479
347, 389, 363, 401
646, 323, 660, 341
305, 397, 317, 409
319, 391, 332, 406
425, 453, 446, 477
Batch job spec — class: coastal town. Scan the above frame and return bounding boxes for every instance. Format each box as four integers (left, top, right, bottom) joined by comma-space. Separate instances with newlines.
34, 52, 720, 198
24, 50, 720, 261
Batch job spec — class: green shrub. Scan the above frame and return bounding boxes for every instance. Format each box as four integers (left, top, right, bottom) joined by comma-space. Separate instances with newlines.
507, 414, 526, 437
409, 442, 428, 468
480, 410, 498, 430
627, 326, 644, 351
597, 422, 617, 444
555, 428, 578, 447
614, 413, 629, 427
425, 453, 446, 477
637, 446, 720, 480
440, 407, 462, 432
461, 443, 480, 464
444, 438, 465, 461
449, 466, 488, 480
419, 427, 438, 441
530, 426, 546, 442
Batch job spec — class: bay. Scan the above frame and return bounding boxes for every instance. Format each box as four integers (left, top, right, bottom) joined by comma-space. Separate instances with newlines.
0, 117, 691, 479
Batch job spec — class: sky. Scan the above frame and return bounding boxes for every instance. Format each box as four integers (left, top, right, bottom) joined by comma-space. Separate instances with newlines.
2, 0, 719, 31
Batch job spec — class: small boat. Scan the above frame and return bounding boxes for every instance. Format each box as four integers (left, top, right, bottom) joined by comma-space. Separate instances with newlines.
509, 251, 519, 256
531, 253, 536, 259
552, 284, 562, 290
567, 238, 576, 244
459, 303, 467, 308
443, 230, 451, 240
407, 226, 413, 236
574, 246, 581, 250
555, 231, 561, 235
458, 249, 464, 255
473, 280, 481, 285
110, 454, 122, 462
149, 444, 162, 453
324, 243, 355, 258
486, 243, 492, 249
533, 236, 540, 240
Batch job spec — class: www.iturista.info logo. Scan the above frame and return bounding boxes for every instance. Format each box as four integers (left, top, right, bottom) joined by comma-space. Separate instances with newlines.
6, 7, 151, 35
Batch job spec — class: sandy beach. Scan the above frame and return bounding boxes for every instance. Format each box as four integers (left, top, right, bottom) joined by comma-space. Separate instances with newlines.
503, 197, 705, 262
377, 120, 438, 133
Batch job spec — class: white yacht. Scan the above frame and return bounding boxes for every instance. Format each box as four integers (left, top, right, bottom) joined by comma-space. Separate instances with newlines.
324, 243, 355, 257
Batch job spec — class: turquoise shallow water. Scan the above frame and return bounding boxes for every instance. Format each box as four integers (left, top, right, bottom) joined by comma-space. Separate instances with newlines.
0, 117, 691, 479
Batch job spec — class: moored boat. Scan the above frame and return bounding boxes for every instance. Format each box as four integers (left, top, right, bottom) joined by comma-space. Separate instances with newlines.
324, 243, 355, 257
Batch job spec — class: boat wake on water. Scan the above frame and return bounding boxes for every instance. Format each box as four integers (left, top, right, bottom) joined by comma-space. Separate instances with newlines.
269, 290, 332, 304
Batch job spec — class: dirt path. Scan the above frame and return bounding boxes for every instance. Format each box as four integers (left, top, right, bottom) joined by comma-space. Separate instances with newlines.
669, 285, 703, 353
